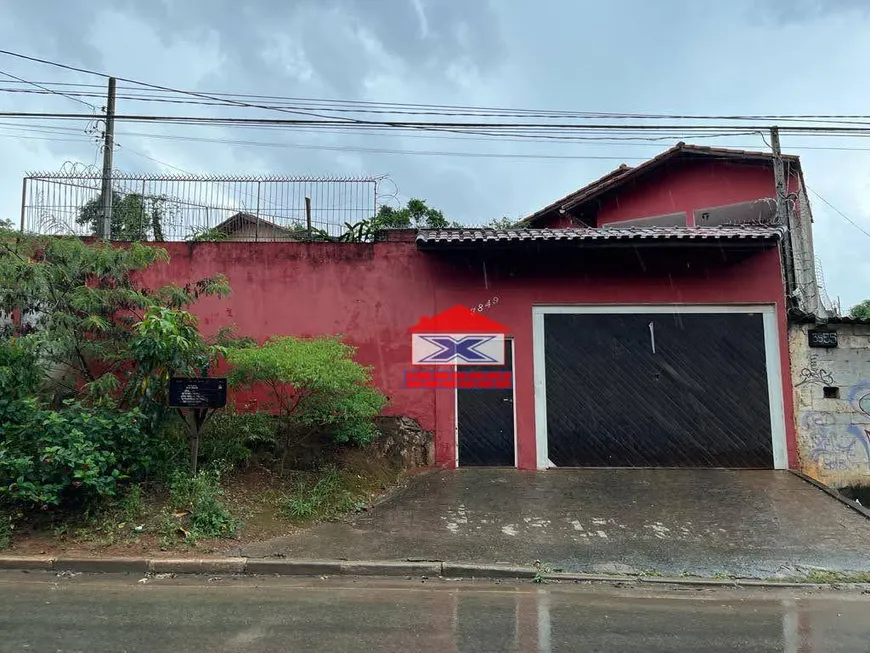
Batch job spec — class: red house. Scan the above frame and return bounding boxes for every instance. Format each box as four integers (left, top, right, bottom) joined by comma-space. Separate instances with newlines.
144, 143, 822, 471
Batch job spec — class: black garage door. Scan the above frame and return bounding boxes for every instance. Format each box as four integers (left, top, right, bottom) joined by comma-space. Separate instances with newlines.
543, 312, 773, 468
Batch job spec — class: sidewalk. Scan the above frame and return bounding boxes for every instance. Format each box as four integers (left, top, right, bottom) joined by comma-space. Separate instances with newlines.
230, 468, 870, 579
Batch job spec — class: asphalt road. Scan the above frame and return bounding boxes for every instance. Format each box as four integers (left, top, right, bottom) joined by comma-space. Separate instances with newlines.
1, 572, 869, 652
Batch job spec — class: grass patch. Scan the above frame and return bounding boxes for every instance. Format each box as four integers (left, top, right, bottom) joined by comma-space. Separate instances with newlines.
533, 561, 554, 584
160, 468, 240, 543
772, 570, 870, 584
640, 569, 665, 578
280, 468, 369, 523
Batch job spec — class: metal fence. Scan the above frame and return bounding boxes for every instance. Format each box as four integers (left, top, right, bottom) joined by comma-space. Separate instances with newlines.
19, 171, 381, 241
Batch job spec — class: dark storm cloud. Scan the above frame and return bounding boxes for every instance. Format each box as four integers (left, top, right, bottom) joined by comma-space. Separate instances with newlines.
113, 0, 505, 96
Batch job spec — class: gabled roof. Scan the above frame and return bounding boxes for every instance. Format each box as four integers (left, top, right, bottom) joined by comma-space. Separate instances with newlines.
213, 212, 297, 234
521, 142, 801, 226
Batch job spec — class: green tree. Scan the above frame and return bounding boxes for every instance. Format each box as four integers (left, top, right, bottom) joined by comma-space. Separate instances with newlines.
129, 307, 225, 441
227, 336, 387, 472
485, 216, 519, 228
76, 192, 170, 241
0, 228, 229, 420
373, 199, 460, 230
849, 300, 870, 319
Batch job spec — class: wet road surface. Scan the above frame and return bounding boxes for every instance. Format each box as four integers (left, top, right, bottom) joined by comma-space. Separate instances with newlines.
1, 571, 869, 652
235, 469, 870, 578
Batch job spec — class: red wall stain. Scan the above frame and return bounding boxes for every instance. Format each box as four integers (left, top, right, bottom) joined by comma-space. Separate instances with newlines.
139, 241, 794, 470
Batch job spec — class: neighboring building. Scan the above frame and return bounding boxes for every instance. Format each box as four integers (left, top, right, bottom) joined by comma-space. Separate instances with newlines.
789, 312, 870, 488
212, 212, 302, 242
142, 143, 830, 473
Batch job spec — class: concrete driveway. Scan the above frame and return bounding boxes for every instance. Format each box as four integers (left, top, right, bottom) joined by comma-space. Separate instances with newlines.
234, 469, 870, 578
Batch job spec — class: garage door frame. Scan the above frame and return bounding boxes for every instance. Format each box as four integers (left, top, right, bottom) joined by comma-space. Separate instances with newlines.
531, 304, 788, 470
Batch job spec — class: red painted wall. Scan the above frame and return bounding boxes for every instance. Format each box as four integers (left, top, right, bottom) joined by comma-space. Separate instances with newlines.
595, 159, 800, 227
140, 241, 795, 471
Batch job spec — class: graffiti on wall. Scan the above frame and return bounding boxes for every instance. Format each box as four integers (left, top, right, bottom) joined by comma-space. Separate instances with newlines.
795, 367, 834, 387
795, 353, 835, 387
802, 381, 870, 474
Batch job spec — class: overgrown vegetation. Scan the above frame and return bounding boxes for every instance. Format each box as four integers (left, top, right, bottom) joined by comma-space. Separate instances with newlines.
0, 228, 397, 553
0, 229, 229, 517
161, 468, 239, 541
197, 410, 280, 469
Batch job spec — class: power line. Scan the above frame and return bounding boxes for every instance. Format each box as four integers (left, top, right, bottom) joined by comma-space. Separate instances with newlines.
807, 187, 870, 241
0, 48, 475, 141
8, 110, 870, 136
0, 70, 97, 110
5, 79, 870, 124
5, 86, 870, 125
113, 129, 651, 160
8, 48, 870, 151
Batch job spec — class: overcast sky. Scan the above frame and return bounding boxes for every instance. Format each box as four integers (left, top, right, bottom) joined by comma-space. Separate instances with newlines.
1, 0, 869, 309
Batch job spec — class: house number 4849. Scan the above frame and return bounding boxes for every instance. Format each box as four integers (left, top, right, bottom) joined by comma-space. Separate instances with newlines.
470, 296, 500, 312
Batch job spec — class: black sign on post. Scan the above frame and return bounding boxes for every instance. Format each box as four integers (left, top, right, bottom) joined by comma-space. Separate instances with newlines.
169, 378, 228, 476
808, 330, 838, 348
169, 377, 227, 408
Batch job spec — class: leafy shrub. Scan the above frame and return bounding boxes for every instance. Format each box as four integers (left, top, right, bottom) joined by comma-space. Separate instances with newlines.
166, 468, 238, 539
227, 336, 388, 471
0, 336, 161, 511
0, 399, 149, 510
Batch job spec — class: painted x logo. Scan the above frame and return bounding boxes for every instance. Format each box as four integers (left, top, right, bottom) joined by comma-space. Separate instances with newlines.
417, 335, 498, 364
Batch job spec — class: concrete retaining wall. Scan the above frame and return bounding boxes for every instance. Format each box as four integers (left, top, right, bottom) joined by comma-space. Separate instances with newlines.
790, 322, 870, 487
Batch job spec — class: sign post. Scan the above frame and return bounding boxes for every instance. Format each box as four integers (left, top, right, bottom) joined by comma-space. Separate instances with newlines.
169, 377, 228, 475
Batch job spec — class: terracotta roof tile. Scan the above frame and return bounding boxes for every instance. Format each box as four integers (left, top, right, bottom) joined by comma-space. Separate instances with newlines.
416, 225, 784, 246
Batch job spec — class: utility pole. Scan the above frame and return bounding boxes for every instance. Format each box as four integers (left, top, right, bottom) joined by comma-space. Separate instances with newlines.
771, 125, 797, 305
770, 126, 786, 225
98, 77, 116, 239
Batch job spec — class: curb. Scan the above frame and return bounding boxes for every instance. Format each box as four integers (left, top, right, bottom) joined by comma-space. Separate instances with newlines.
0, 556, 860, 588
442, 563, 537, 580
789, 470, 870, 521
